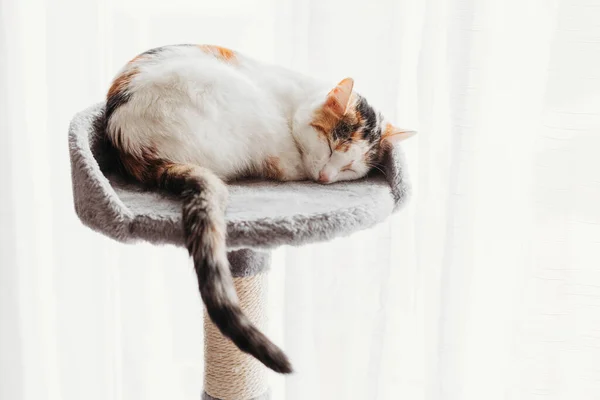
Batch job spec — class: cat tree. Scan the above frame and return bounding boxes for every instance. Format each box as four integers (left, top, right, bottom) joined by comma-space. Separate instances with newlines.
69, 104, 410, 400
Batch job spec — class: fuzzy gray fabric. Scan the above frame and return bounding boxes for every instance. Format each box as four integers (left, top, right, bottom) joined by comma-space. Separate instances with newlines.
69, 104, 410, 250
227, 249, 270, 277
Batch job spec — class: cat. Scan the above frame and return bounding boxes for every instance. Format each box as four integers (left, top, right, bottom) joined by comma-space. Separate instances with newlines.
94, 44, 415, 374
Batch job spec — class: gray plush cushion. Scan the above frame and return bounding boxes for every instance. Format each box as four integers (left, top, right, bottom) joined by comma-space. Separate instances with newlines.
69, 104, 410, 250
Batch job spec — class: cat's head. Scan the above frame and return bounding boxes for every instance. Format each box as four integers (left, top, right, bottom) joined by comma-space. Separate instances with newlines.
293, 78, 415, 184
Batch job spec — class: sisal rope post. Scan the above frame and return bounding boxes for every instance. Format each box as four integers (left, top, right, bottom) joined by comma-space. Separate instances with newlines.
202, 250, 271, 400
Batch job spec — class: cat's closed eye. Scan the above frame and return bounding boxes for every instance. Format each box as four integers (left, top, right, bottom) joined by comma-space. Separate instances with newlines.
335, 140, 352, 152
340, 161, 354, 172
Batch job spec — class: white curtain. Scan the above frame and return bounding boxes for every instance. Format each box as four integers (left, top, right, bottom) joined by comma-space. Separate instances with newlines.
1, 0, 599, 399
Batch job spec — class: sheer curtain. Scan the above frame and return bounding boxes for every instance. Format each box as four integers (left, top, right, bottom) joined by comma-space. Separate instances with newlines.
1, 0, 599, 399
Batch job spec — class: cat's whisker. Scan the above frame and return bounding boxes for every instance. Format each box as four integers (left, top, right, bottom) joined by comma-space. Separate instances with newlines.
369, 163, 387, 177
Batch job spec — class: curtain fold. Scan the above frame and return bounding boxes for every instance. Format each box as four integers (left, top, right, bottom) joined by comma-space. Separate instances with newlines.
1, 0, 598, 399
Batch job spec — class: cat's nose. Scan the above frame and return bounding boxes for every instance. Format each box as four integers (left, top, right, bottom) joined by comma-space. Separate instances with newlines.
318, 172, 328, 183
318, 169, 334, 184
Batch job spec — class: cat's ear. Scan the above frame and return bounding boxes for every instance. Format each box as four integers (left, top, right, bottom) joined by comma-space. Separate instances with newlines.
381, 124, 417, 147
324, 78, 354, 117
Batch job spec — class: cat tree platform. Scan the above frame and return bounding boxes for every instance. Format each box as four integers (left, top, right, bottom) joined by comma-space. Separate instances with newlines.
69, 104, 410, 400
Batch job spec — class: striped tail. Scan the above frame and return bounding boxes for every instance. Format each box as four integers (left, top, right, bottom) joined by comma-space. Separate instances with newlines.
158, 163, 293, 374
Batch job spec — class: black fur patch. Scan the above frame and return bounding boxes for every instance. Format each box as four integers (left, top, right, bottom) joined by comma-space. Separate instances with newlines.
139, 47, 164, 56
138, 43, 194, 58
91, 109, 123, 175
356, 95, 381, 143
105, 90, 131, 124
331, 118, 359, 141
159, 165, 195, 194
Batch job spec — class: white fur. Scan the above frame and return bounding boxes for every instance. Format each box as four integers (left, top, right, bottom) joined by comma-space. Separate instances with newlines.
108, 45, 374, 183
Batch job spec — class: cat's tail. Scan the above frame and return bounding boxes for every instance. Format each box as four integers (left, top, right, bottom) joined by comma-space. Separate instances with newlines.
157, 163, 293, 374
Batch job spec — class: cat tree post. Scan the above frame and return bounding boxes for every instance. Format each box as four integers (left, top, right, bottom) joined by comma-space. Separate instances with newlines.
69, 104, 409, 400
203, 249, 271, 400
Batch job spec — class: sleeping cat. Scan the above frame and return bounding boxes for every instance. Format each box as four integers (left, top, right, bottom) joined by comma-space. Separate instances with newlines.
95, 44, 415, 374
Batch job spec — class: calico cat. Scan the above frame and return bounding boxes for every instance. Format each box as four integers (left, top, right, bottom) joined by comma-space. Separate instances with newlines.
95, 44, 415, 374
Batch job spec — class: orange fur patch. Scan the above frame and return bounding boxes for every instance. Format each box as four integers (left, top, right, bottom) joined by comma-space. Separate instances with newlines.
127, 53, 148, 65
382, 123, 395, 140
262, 156, 283, 180
107, 67, 138, 99
311, 107, 339, 135
160, 163, 192, 179
198, 45, 236, 63
351, 130, 363, 141
312, 93, 362, 151
335, 141, 352, 152
313, 93, 359, 131
324, 78, 354, 117
117, 146, 160, 182
378, 123, 398, 152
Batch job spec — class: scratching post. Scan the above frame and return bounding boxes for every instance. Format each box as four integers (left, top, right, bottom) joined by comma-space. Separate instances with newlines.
203, 250, 271, 400
69, 103, 410, 399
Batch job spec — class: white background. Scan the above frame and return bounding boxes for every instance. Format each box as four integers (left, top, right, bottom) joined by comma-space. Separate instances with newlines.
1, 0, 599, 399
